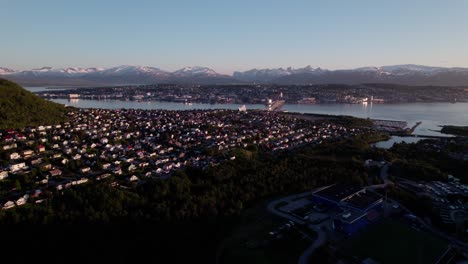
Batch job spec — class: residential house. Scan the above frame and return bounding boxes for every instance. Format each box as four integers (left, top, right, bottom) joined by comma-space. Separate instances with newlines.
30, 158, 43, 166
113, 167, 122, 175
9, 152, 20, 160
128, 175, 139, 182
40, 163, 52, 171
49, 169, 62, 177
10, 162, 26, 172
3, 143, 17, 150
15, 194, 29, 206
38, 145, 46, 152
2, 200, 15, 210
96, 173, 111, 180
0, 171, 8, 181
21, 149, 34, 159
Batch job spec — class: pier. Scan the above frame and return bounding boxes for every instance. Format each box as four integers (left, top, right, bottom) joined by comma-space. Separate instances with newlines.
408, 121, 422, 134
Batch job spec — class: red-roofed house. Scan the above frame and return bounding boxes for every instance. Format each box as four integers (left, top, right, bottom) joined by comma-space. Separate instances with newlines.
16, 134, 26, 140
38, 145, 45, 152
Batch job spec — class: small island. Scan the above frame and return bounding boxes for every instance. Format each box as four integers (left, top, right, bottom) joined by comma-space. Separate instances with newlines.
440, 125, 468, 136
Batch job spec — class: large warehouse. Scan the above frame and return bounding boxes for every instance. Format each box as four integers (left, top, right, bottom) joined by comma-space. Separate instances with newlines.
311, 184, 384, 234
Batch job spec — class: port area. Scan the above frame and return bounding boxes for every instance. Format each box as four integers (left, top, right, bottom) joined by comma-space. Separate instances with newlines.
372, 119, 422, 135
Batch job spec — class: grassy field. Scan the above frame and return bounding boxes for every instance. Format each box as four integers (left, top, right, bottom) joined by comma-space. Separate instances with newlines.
341, 219, 448, 264
218, 198, 315, 264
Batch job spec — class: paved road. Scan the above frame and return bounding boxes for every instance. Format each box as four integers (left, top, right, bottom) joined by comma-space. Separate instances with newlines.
266, 191, 311, 225
266, 187, 332, 264
380, 163, 389, 183
298, 225, 326, 264
365, 163, 391, 191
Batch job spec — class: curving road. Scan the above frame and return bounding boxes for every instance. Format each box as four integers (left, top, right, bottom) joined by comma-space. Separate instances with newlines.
298, 226, 326, 264
266, 191, 311, 225
266, 187, 331, 264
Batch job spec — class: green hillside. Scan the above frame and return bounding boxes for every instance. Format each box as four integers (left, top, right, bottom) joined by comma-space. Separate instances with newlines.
0, 79, 68, 129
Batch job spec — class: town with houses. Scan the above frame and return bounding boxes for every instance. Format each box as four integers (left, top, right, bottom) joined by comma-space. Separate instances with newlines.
0, 109, 360, 210
36, 83, 468, 105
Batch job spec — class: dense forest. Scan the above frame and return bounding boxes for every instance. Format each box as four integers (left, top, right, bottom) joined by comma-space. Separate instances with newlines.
0, 79, 68, 129
388, 138, 468, 183
441, 125, 468, 136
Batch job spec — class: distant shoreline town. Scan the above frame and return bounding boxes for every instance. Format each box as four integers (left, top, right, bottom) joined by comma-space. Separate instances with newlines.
34, 83, 468, 105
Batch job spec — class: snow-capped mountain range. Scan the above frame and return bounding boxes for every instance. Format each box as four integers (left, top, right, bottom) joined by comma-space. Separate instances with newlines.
0, 65, 231, 86
0, 65, 220, 77
2, 64, 468, 86
233, 64, 468, 86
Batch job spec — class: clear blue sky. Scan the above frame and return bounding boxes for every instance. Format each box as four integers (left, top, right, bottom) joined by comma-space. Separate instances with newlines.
2, 0, 468, 74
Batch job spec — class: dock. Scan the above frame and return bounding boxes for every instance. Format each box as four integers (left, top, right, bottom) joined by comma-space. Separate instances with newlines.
408, 121, 422, 134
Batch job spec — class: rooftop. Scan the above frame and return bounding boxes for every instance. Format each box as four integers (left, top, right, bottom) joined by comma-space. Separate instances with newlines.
313, 184, 363, 203
335, 207, 366, 224
344, 190, 383, 211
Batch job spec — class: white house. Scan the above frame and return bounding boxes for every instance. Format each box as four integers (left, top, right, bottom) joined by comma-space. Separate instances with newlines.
0, 171, 8, 180
128, 175, 139, 182
10, 162, 26, 172
2, 201, 15, 210
15, 194, 29, 206
9, 152, 20, 160
21, 149, 34, 158
3, 143, 17, 150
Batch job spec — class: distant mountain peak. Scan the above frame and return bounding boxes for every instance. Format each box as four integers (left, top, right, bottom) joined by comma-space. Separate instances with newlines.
0, 67, 15, 74
31, 67, 53, 71
173, 66, 220, 77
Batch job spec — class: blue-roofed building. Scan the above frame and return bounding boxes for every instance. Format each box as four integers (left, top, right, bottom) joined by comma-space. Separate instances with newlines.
312, 184, 383, 235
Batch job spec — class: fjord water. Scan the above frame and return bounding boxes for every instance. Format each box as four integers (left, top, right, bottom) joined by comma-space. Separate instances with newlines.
46, 98, 468, 137
24, 86, 467, 137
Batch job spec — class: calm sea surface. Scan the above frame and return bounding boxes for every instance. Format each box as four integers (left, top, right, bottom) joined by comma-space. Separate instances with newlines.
24, 87, 468, 138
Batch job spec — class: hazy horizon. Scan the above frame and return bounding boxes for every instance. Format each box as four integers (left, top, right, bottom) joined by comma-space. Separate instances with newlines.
3, 0, 468, 74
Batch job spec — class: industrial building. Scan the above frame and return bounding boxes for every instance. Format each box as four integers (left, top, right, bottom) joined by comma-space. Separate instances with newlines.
311, 184, 384, 234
